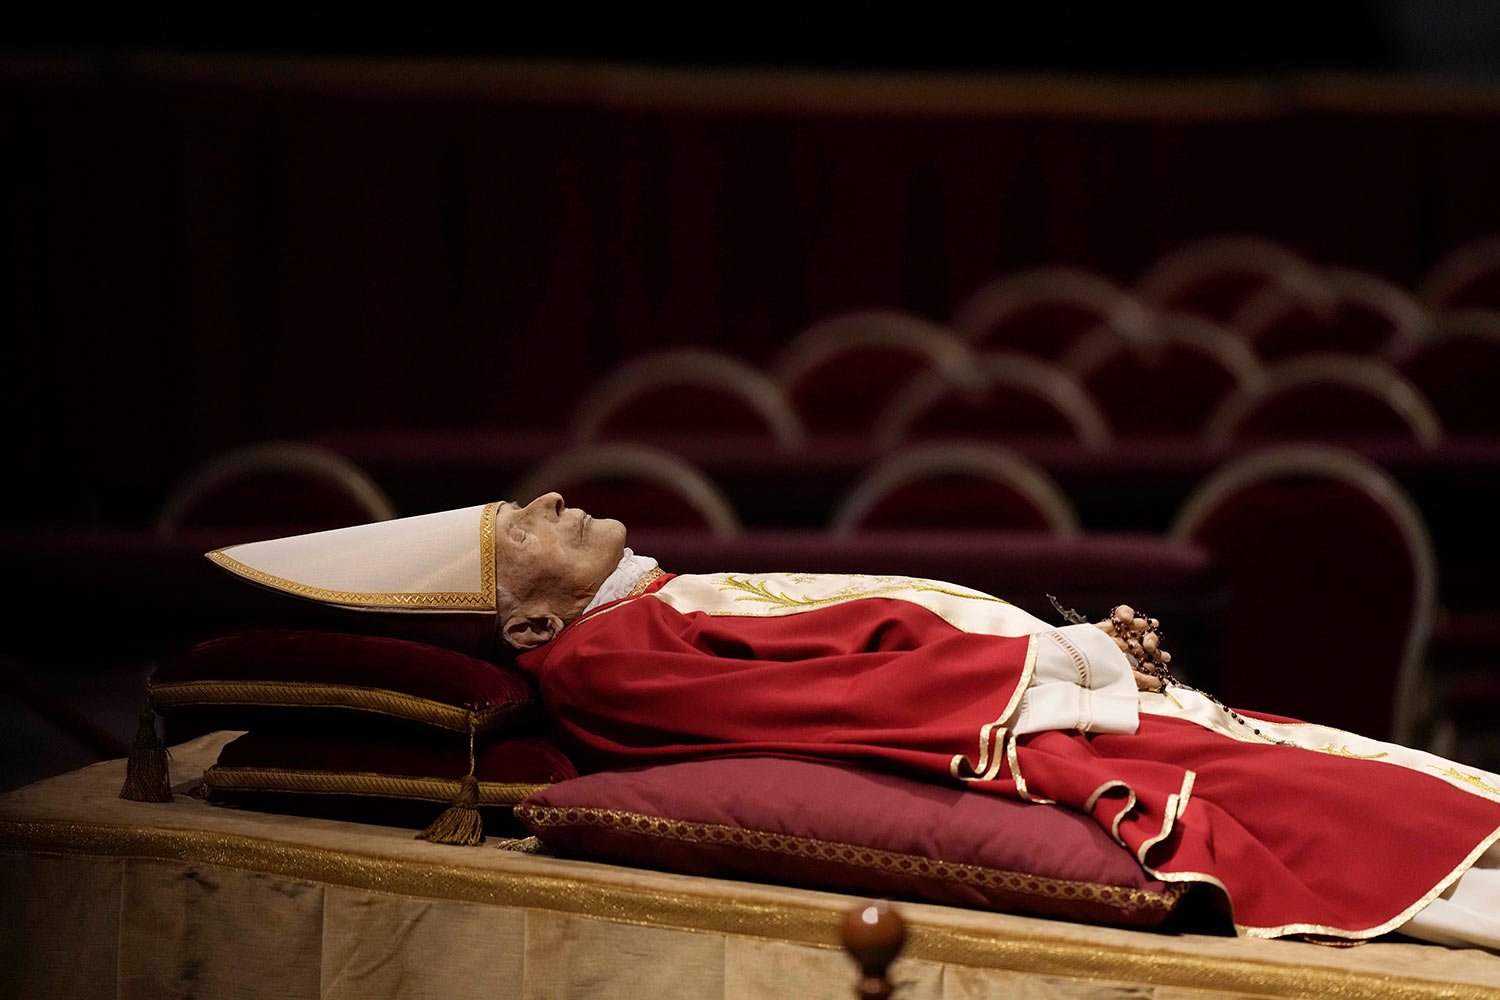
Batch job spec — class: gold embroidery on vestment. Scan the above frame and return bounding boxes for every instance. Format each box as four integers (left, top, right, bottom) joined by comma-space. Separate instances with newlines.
626, 567, 665, 597
1426, 766, 1500, 796
717, 574, 1008, 611
1310, 744, 1389, 760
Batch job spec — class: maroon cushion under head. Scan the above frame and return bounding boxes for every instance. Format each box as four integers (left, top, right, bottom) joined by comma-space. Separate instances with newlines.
517, 757, 1185, 928
150, 630, 535, 734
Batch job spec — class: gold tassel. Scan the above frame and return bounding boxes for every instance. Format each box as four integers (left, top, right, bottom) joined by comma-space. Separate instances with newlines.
417, 718, 484, 846
119, 700, 172, 802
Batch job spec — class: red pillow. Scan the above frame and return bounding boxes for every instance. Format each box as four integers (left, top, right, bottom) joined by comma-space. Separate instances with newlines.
516, 757, 1186, 928
149, 630, 534, 735
204, 729, 577, 806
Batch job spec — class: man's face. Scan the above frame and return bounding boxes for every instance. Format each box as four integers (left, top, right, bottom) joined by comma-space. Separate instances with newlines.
493, 493, 628, 620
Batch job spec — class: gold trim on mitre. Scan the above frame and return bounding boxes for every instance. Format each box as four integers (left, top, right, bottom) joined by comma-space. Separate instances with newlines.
205, 502, 500, 611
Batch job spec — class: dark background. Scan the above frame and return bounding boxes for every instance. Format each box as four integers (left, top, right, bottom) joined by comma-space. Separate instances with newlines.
7, 3, 1500, 526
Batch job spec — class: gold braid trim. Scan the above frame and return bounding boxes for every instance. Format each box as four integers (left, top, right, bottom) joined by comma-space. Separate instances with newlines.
148, 679, 527, 734
202, 766, 547, 805
517, 804, 1186, 915
626, 567, 666, 597
204, 501, 501, 610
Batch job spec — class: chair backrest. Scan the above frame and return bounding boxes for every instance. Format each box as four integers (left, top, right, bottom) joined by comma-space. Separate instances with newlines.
510, 443, 742, 537
1066, 314, 1265, 436
875, 353, 1111, 450
1134, 235, 1315, 323
1233, 267, 1432, 362
1171, 445, 1437, 744
1205, 354, 1445, 448
572, 349, 806, 452
774, 311, 976, 434
831, 442, 1081, 536
1390, 310, 1500, 433
156, 442, 397, 536
952, 267, 1152, 359
1418, 236, 1500, 311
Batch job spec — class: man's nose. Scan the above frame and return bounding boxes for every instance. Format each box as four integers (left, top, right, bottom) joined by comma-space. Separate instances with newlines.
528, 492, 565, 517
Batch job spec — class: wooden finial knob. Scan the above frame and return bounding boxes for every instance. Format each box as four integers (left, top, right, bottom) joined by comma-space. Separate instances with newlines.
842, 900, 906, 1000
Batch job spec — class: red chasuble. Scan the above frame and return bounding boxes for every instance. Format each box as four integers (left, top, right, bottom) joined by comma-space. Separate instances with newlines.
517, 571, 1500, 942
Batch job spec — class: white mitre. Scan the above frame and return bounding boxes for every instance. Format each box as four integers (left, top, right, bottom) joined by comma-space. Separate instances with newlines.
207, 502, 503, 615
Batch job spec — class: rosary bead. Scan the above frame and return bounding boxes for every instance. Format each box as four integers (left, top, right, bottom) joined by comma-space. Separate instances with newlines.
1159, 650, 1171, 664
1143, 632, 1159, 652
1148, 618, 1160, 629
1132, 617, 1148, 632
1113, 604, 1135, 625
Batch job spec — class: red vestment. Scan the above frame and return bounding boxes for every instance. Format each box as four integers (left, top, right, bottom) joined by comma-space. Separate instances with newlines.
517, 572, 1500, 941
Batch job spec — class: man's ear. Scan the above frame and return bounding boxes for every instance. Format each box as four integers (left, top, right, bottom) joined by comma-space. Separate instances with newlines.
501, 609, 565, 650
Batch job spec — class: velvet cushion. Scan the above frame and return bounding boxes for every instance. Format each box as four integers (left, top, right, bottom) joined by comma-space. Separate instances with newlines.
517, 757, 1186, 928
150, 630, 535, 734
204, 729, 577, 806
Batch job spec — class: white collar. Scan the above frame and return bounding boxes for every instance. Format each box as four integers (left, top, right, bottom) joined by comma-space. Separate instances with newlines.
582, 549, 659, 614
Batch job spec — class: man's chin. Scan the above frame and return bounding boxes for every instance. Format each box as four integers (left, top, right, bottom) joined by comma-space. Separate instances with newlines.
597, 517, 628, 549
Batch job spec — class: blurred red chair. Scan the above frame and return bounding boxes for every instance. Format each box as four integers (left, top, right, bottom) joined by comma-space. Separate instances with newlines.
1171, 445, 1437, 744
1390, 311, 1500, 434
572, 349, 806, 452
1134, 235, 1316, 324
875, 353, 1111, 450
1418, 236, 1500, 311
1232, 267, 1432, 362
156, 442, 397, 537
831, 442, 1080, 535
1205, 354, 1444, 448
510, 443, 742, 536
774, 310, 975, 435
952, 267, 1152, 360
1065, 314, 1265, 436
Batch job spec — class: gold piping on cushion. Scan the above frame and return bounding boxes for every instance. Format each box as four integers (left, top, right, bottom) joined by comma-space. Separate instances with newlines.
1, 818, 1494, 1000
517, 804, 1185, 916
203, 501, 501, 610
147, 679, 527, 733
201, 767, 548, 806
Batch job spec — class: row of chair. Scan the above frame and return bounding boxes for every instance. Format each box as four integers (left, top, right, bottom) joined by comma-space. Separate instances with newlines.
574, 332, 1491, 450
1008, 233, 1500, 345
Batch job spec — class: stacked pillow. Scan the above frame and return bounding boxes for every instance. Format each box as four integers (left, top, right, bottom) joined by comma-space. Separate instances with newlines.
131, 629, 577, 844
129, 631, 1191, 929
